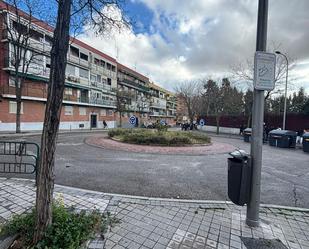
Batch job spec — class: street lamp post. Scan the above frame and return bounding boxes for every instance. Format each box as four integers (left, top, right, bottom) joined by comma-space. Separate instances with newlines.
275, 51, 289, 130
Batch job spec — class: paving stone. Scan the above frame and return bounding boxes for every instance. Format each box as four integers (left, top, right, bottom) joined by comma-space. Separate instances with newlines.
1, 178, 309, 249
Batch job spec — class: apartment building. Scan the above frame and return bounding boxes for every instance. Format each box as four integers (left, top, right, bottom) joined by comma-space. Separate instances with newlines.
149, 83, 177, 125
116, 63, 150, 127
0, 2, 176, 131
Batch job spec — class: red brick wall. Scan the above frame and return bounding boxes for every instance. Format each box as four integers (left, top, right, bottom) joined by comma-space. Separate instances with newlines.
0, 99, 45, 122
0, 98, 116, 124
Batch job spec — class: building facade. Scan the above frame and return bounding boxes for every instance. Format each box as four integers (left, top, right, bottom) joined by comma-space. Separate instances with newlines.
0, 2, 176, 131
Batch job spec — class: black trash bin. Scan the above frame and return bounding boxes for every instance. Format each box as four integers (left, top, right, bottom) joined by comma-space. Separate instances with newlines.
268, 130, 297, 148
303, 132, 309, 153
243, 128, 252, 143
227, 150, 252, 206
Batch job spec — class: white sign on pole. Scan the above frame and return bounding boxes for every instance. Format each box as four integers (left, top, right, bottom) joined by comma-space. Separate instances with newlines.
254, 51, 276, 91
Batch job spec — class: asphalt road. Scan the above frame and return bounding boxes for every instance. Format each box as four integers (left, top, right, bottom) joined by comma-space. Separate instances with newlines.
1, 131, 308, 208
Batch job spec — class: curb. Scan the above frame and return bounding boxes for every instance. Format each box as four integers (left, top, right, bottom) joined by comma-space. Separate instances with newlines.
84, 137, 236, 157
5, 177, 309, 212
0, 129, 108, 138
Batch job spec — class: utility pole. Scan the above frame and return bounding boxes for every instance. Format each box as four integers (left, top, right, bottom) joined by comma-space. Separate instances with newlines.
246, 0, 269, 227
275, 51, 289, 130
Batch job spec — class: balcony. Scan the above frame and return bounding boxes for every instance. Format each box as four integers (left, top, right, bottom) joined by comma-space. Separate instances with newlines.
89, 98, 116, 107
90, 81, 112, 92
118, 78, 149, 92
77, 96, 89, 103
149, 111, 166, 116
66, 75, 80, 84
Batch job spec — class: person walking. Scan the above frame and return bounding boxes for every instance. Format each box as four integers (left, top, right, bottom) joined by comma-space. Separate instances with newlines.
103, 120, 108, 129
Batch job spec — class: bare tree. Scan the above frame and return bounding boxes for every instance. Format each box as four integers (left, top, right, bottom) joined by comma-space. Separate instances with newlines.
115, 89, 133, 127
2, 0, 43, 133
231, 44, 297, 99
33, 0, 128, 243
175, 80, 202, 124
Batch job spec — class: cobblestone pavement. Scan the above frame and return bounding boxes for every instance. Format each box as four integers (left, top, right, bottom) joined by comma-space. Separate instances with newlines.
1, 178, 309, 249
85, 136, 236, 155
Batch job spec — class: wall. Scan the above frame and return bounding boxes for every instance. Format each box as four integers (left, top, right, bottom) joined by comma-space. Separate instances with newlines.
200, 125, 240, 135
0, 99, 116, 131
199, 114, 309, 132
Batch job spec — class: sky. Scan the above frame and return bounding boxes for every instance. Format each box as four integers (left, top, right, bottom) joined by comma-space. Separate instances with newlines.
80, 0, 309, 93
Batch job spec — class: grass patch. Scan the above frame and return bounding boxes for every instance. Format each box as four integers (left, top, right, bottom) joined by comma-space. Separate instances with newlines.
0, 201, 119, 249
108, 128, 211, 146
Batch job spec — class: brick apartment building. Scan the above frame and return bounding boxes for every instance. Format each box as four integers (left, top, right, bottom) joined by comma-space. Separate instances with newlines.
0, 1, 177, 131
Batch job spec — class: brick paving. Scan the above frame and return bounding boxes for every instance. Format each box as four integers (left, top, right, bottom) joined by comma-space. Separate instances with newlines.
1, 178, 309, 249
85, 136, 236, 155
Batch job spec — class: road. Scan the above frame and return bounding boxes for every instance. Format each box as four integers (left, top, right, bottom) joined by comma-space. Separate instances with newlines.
1, 131, 308, 208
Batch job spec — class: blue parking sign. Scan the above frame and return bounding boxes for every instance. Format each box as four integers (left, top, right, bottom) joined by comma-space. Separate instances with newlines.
199, 119, 205, 126
129, 115, 136, 126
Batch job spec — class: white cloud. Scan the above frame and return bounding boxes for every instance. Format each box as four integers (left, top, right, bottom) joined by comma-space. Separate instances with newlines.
80, 0, 309, 93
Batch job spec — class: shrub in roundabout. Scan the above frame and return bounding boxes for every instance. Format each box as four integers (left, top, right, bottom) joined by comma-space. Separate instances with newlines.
108, 128, 211, 146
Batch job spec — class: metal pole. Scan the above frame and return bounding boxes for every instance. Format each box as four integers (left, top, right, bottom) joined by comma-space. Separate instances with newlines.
282, 55, 288, 130
246, 0, 268, 227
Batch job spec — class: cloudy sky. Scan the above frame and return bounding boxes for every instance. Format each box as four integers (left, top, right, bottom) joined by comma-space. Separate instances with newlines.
80, 0, 309, 92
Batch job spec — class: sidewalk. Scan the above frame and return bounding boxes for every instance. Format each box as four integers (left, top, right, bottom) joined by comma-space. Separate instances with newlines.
0, 178, 308, 249
0, 128, 109, 138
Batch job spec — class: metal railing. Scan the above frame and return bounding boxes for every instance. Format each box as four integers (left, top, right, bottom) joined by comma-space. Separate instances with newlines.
0, 141, 40, 183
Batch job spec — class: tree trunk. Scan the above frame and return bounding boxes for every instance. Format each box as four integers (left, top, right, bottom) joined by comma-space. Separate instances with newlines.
33, 0, 71, 244
15, 84, 22, 133
216, 115, 220, 134
119, 112, 122, 127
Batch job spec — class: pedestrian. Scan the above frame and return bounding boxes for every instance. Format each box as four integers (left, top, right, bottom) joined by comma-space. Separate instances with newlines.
296, 130, 303, 144
239, 124, 244, 135
103, 120, 107, 129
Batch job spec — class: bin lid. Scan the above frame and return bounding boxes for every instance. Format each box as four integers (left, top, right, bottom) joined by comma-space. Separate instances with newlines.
269, 129, 297, 136
229, 150, 250, 159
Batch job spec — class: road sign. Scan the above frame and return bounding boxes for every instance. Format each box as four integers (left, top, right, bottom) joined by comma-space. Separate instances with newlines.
129, 115, 136, 126
199, 119, 205, 126
254, 51, 276, 90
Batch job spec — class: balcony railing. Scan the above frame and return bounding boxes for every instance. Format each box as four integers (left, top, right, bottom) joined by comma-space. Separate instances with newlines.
118, 78, 149, 92
149, 111, 166, 116
89, 98, 116, 106
90, 81, 112, 91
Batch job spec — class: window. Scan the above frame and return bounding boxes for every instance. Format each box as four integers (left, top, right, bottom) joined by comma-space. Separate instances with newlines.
45, 35, 53, 45
66, 64, 76, 76
79, 68, 89, 79
9, 101, 23, 114
100, 60, 105, 67
94, 58, 100, 65
12, 21, 27, 35
100, 109, 106, 116
106, 63, 111, 70
107, 78, 111, 86
9, 76, 21, 87
29, 29, 43, 41
97, 75, 101, 83
64, 106, 73, 115
80, 52, 88, 61
111, 65, 116, 72
70, 46, 79, 57
90, 74, 96, 82
65, 88, 73, 95
79, 107, 86, 115
107, 110, 113, 116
